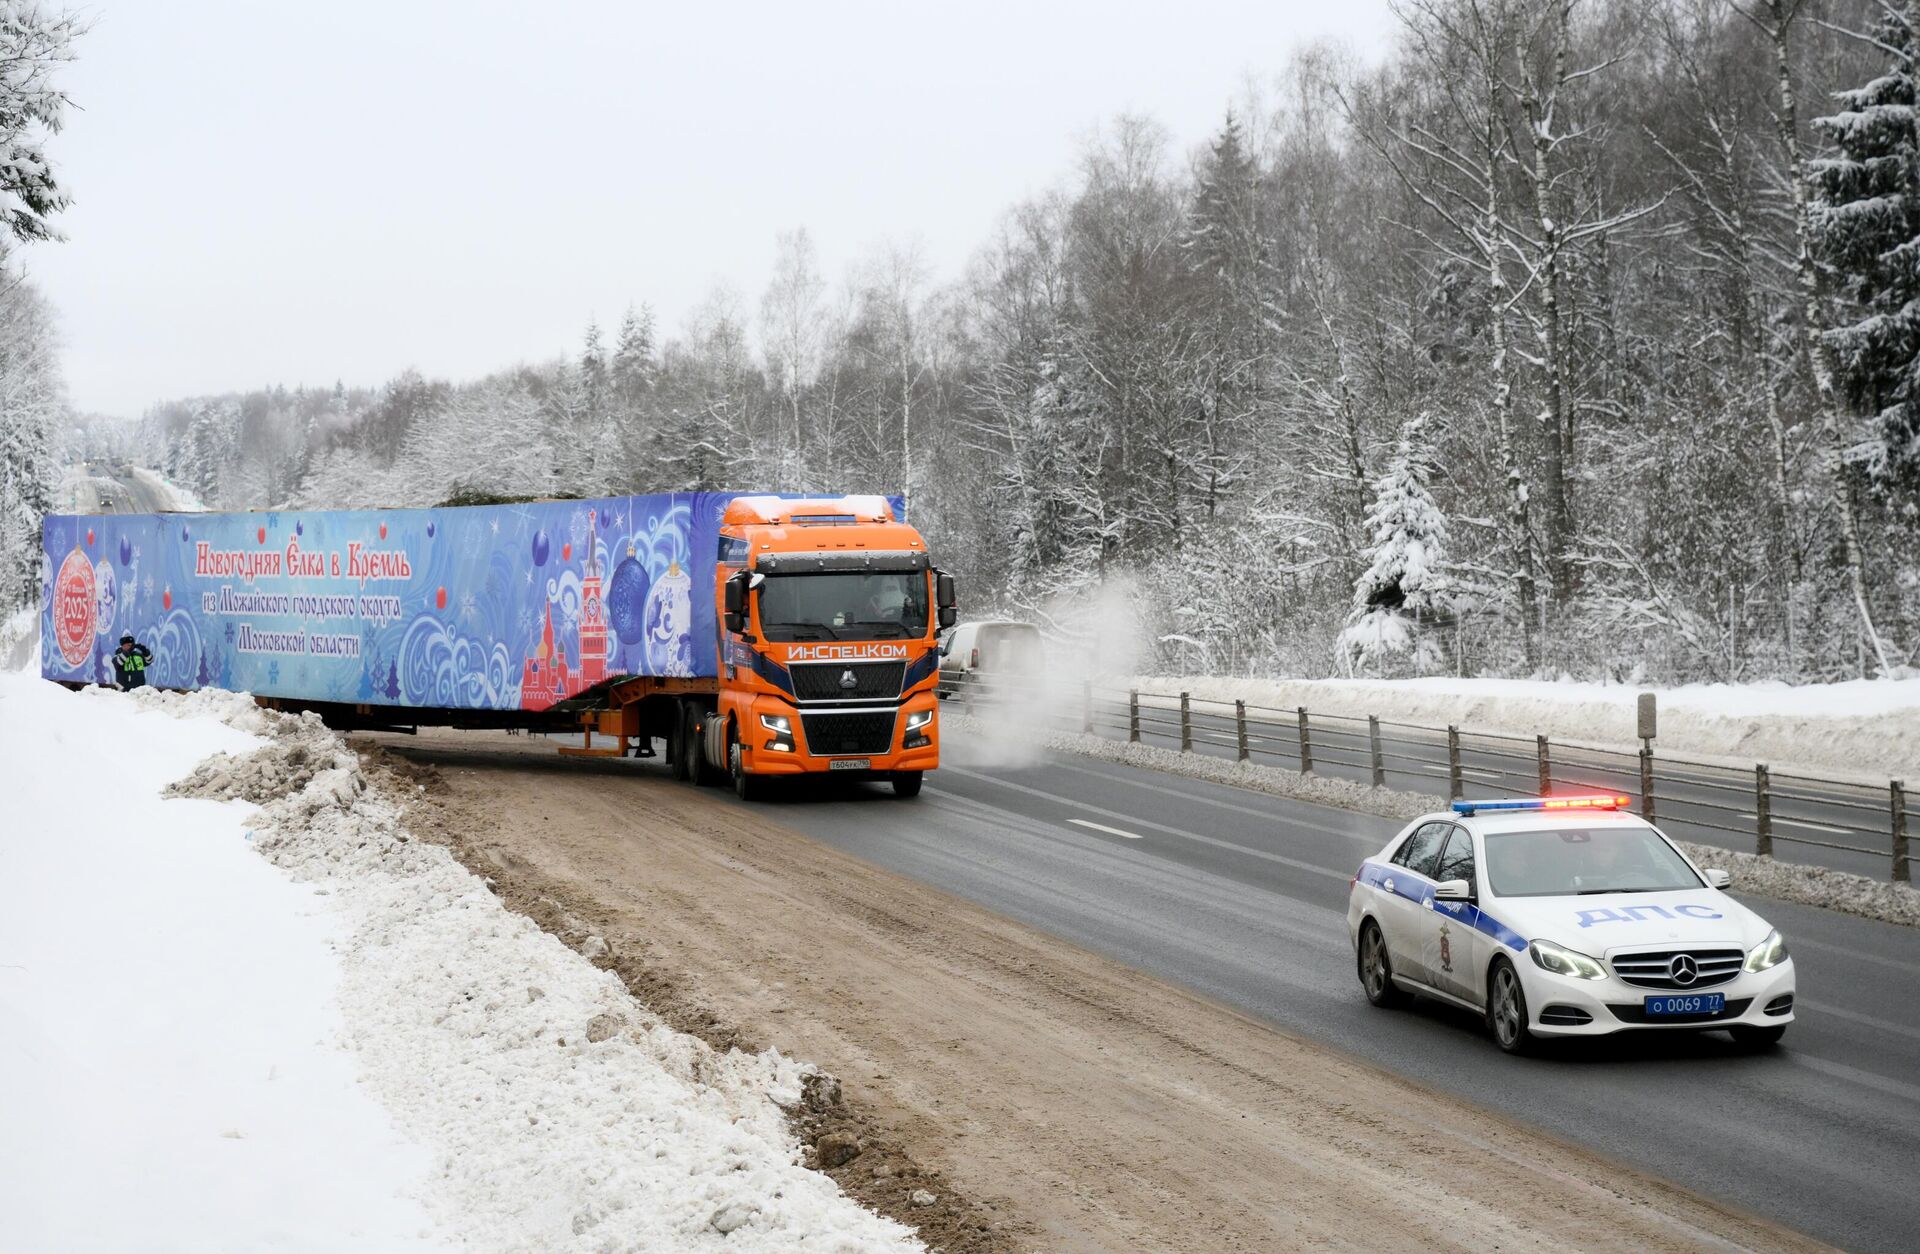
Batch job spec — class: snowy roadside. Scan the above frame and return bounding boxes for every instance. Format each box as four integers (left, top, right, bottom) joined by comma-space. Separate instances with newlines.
0, 604, 35, 672
0, 676, 441, 1251
1127, 674, 1920, 783
952, 712, 1920, 930
128, 465, 207, 512
0, 675, 921, 1253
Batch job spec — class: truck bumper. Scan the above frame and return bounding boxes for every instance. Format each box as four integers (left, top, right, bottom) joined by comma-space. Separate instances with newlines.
743, 697, 939, 776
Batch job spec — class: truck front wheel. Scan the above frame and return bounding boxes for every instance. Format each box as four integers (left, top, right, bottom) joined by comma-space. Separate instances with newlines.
729, 730, 763, 802
684, 702, 725, 788
891, 771, 923, 799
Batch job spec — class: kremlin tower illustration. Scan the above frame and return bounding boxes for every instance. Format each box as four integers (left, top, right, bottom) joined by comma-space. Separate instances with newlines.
520, 509, 611, 709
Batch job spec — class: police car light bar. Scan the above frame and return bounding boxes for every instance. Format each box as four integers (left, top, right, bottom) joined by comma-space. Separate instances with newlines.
1451, 795, 1632, 816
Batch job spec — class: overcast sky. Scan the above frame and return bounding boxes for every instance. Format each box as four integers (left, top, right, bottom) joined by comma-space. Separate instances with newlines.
32, 0, 1399, 418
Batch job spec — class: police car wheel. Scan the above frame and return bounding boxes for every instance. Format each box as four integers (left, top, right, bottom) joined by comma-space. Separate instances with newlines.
1487, 959, 1537, 1055
1359, 921, 1408, 1008
1728, 1024, 1786, 1051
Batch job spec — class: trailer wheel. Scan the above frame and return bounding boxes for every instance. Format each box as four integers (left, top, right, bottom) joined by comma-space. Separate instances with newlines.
891, 771, 923, 799
667, 709, 691, 781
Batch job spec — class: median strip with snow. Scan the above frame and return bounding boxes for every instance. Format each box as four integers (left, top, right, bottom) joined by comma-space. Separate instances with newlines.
0, 674, 919, 1252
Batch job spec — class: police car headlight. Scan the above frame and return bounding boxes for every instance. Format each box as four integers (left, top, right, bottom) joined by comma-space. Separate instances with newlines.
1529, 939, 1607, 980
1743, 929, 1788, 973
905, 709, 934, 731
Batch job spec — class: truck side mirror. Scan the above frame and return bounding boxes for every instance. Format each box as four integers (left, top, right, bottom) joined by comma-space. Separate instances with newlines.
935, 571, 957, 629
723, 571, 748, 635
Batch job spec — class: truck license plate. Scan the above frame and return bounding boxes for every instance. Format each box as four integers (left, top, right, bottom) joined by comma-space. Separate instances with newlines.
1644, 992, 1724, 1016
828, 759, 870, 771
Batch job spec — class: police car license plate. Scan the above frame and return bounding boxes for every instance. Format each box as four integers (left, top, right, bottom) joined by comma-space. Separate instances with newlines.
828, 759, 870, 771
1644, 992, 1725, 1016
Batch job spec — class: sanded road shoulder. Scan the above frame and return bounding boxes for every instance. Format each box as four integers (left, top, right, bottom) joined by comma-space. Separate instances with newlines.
373, 728, 1824, 1254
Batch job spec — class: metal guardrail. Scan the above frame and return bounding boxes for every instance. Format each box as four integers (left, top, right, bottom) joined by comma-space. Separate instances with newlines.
943, 672, 1915, 884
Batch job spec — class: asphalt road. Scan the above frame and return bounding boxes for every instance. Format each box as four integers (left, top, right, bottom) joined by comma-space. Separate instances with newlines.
1054, 690, 1910, 883
59, 462, 180, 515
720, 735, 1920, 1252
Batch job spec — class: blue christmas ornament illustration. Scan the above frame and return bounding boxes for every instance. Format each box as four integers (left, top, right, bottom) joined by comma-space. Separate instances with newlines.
607, 544, 650, 644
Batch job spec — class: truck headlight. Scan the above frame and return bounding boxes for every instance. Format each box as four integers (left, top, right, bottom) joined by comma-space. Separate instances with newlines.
759, 712, 794, 752
1529, 939, 1607, 980
903, 707, 933, 748
1744, 929, 1788, 973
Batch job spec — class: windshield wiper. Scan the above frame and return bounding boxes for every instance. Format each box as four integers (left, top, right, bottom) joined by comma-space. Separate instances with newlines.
765, 621, 839, 641
846, 619, 915, 638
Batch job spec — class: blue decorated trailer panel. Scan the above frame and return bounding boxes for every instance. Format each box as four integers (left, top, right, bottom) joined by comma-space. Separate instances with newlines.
39, 493, 731, 711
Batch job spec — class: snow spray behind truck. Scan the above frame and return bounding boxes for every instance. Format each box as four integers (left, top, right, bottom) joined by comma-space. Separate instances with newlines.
38, 491, 957, 798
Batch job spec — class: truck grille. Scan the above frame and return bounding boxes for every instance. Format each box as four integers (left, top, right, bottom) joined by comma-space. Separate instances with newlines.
790, 661, 906, 702
1610, 947, 1745, 990
800, 710, 897, 756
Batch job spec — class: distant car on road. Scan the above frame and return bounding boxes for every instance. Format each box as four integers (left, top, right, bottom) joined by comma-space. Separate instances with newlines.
937, 619, 1045, 698
1348, 796, 1794, 1054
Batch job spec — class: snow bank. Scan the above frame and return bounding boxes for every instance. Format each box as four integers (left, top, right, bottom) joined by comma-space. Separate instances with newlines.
1129, 674, 1920, 782
955, 713, 1920, 930
0, 675, 441, 1252
145, 688, 920, 1252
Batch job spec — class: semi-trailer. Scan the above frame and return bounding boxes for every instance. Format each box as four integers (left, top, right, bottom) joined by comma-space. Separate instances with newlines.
39, 490, 956, 798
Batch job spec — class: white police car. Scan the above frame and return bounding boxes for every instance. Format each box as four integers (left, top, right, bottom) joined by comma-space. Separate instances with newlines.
1347, 796, 1795, 1054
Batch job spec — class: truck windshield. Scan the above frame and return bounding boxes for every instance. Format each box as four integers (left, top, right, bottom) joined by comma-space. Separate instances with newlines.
758, 571, 929, 642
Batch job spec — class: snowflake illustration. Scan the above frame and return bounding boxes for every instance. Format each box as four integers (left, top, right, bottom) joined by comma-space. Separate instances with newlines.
224, 622, 235, 643
460, 593, 477, 621
524, 569, 534, 586
489, 518, 499, 536
267, 659, 280, 685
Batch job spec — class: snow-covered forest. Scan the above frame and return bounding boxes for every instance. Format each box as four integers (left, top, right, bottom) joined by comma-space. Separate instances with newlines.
67, 0, 1920, 681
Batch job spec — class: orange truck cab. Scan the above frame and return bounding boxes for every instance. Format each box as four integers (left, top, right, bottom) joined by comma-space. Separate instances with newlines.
692, 494, 955, 799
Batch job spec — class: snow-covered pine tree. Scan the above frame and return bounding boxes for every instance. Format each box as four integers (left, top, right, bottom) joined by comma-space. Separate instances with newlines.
1336, 415, 1452, 676
1181, 113, 1268, 522
0, 5, 84, 610
610, 305, 657, 405
0, 355, 54, 609
1811, 1, 1920, 507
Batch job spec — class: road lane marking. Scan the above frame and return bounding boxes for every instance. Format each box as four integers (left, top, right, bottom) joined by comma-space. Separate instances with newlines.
1042, 759, 1381, 845
1736, 814, 1851, 836
1790, 936, 1920, 974
1787, 1052, 1920, 1107
1067, 818, 1143, 840
1798, 999, 1920, 1042
943, 766, 1352, 883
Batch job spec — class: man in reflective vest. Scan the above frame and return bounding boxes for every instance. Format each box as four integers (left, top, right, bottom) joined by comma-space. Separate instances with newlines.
112, 634, 152, 690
